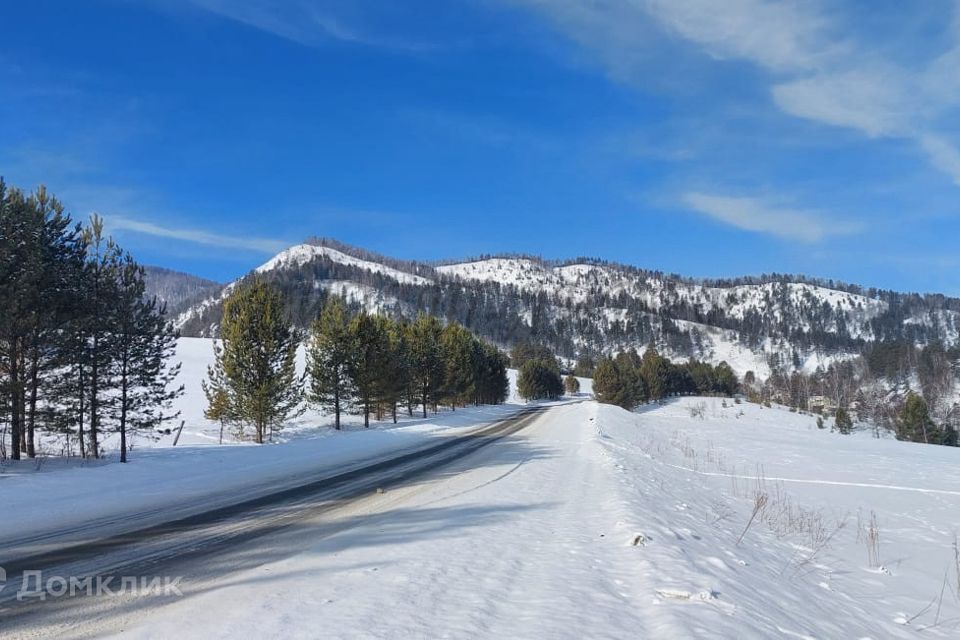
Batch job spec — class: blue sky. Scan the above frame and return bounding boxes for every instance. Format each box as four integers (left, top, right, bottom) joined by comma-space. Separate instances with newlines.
3, 1, 960, 294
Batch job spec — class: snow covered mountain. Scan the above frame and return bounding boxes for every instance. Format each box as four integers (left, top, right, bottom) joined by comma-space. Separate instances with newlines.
144, 265, 221, 313
174, 238, 960, 379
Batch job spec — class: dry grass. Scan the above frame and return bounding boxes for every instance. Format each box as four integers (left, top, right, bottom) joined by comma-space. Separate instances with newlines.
857, 509, 881, 568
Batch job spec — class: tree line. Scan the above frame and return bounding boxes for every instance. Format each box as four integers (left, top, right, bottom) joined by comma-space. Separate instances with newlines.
592, 346, 738, 409
0, 181, 182, 462
751, 341, 960, 447
203, 281, 510, 442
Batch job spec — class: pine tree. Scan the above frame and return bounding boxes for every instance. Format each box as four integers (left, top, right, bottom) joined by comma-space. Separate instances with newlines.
206, 279, 303, 443
834, 407, 853, 435
382, 319, 411, 423
640, 346, 670, 401
615, 350, 649, 405
593, 352, 648, 409
203, 372, 232, 445
897, 392, 939, 444
347, 312, 390, 428
306, 296, 355, 429
441, 322, 476, 409
517, 358, 563, 401
0, 183, 85, 460
408, 314, 445, 417
110, 253, 183, 462
81, 215, 122, 458
564, 374, 581, 395
475, 342, 509, 405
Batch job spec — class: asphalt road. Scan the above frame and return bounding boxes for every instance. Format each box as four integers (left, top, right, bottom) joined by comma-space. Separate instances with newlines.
0, 405, 550, 638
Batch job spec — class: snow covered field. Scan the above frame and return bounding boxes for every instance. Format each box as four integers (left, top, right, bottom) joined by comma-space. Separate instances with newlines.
3, 337, 958, 638
45, 397, 955, 639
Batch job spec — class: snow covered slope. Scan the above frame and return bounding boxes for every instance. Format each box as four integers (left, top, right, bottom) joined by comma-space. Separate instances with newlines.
57, 398, 960, 639
256, 243, 432, 286
438, 258, 888, 333
175, 241, 960, 378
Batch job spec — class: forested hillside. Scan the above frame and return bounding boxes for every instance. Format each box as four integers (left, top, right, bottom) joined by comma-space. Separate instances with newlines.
176, 238, 960, 374
144, 266, 220, 312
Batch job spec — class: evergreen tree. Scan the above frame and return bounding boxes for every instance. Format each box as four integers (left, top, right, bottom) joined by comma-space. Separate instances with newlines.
441, 322, 477, 409
564, 374, 581, 395
206, 279, 303, 443
347, 312, 390, 428
615, 350, 649, 405
517, 358, 563, 401
713, 362, 740, 396
897, 392, 939, 444
475, 342, 509, 405
306, 296, 355, 429
593, 355, 647, 409
82, 215, 122, 458
408, 314, 445, 417
510, 342, 559, 370
203, 372, 232, 445
834, 407, 853, 435
640, 346, 670, 401
0, 183, 85, 459
109, 253, 183, 462
382, 319, 412, 422
592, 358, 624, 407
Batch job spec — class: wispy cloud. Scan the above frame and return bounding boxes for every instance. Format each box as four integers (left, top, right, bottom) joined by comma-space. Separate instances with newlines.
681, 192, 862, 242
514, 0, 960, 185
107, 216, 288, 254
178, 0, 438, 52
643, 0, 835, 73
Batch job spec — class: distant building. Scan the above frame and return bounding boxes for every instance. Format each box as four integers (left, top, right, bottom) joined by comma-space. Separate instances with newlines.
808, 395, 837, 414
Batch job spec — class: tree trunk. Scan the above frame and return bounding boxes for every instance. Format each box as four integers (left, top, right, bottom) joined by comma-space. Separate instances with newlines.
364, 398, 370, 428
421, 387, 428, 419
89, 336, 100, 459
77, 366, 86, 459
18, 349, 26, 454
9, 342, 21, 461
119, 364, 128, 463
26, 347, 39, 458
392, 402, 397, 424
334, 386, 341, 430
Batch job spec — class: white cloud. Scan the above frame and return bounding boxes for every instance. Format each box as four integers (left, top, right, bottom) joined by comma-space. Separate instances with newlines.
514, 0, 960, 185
681, 192, 861, 242
919, 134, 960, 187
179, 0, 436, 51
107, 216, 288, 254
770, 66, 916, 138
643, 0, 833, 73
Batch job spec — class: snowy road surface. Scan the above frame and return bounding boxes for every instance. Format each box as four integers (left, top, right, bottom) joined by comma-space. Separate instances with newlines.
3, 399, 960, 638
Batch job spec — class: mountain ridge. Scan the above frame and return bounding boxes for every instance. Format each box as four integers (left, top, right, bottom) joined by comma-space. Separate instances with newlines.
153, 238, 960, 381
